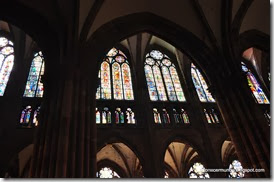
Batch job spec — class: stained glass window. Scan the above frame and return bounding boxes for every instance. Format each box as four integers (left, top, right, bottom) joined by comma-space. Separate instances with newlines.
96, 48, 134, 100
96, 108, 100, 124
102, 107, 111, 124
191, 63, 215, 102
188, 162, 210, 178
33, 106, 40, 126
204, 108, 219, 124
100, 61, 111, 99
229, 160, 244, 178
153, 108, 161, 124
115, 108, 124, 124
204, 109, 212, 123
0, 37, 14, 96
241, 62, 269, 104
162, 109, 170, 124
126, 108, 135, 124
144, 50, 186, 102
173, 108, 190, 124
97, 167, 120, 178
173, 109, 180, 124
211, 109, 219, 123
20, 106, 32, 124
144, 65, 158, 101
24, 51, 45, 97
181, 109, 190, 124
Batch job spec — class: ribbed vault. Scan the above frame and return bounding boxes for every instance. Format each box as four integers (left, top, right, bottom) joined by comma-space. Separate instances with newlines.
97, 143, 143, 178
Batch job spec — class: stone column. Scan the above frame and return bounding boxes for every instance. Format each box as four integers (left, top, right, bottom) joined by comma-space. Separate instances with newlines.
212, 68, 270, 178
28, 61, 97, 177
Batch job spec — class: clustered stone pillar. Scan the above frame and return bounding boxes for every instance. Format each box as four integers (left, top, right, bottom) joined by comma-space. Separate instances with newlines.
28, 63, 97, 177
212, 70, 270, 177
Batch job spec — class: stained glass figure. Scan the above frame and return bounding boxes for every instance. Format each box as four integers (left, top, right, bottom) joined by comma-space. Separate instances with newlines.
162, 66, 176, 101
170, 67, 185, 101
229, 160, 244, 178
153, 66, 167, 101
181, 109, 190, 124
188, 162, 210, 178
33, 106, 40, 126
203, 108, 219, 124
144, 65, 158, 101
101, 61, 111, 99
115, 108, 124, 124
211, 109, 219, 123
96, 108, 101, 124
126, 108, 135, 124
153, 108, 161, 124
204, 109, 212, 123
173, 109, 181, 123
0, 37, 14, 96
24, 51, 45, 97
122, 64, 134, 100
97, 48, 134, 100
241, 62, 269, 104
102, 107, 111, 124
191, 63, 215, 102
162, 109, 170, 124
112, 63, 123, 100
20, 106, 32, 124
97, 167, 120, 178
144, 50, 185, 102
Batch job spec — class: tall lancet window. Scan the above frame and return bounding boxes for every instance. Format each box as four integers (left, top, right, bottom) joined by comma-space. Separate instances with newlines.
0, 37, 14, 96
96, 47, 134, 100
96, 47, 136, 125
24, 51, 45, 97
191, 63, 215, 102
144, 49, 189, 125
191, 63, 221, 124
144, 50, 185, 102
241, 62, 269, 104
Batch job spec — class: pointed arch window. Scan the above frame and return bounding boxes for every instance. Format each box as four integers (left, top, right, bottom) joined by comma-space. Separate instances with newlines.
145, 49, 190, 125
20, 106, 32, 124
144, 50, 186, 102
191, 63, 215, 102
96, 47, 137, 125
96, 48, 134, 100
241, 62, 269, 104
23, 51, 45, 97
0, 37, 14, 96
19, 105, 40, 127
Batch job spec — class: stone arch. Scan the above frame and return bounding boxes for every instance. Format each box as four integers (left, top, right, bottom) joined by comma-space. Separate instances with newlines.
238, 29, 270, 57
81, 12, 216, 96
0, 1, 60, 67
160, 136, 208, 178
221, 139, 238, 168
4, 144, 34, 178
97, 138, 144, 178
163, 140, 205, 178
